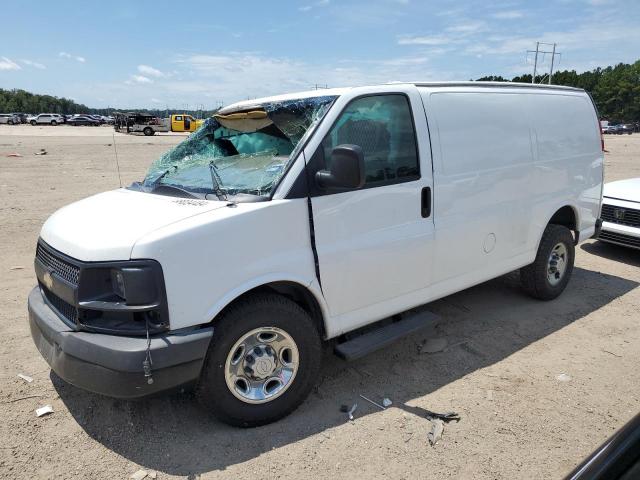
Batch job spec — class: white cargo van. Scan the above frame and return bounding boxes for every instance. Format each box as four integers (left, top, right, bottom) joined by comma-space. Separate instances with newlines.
28, 82, 604, 426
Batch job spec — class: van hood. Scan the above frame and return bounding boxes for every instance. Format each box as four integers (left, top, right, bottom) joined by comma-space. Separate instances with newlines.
603, 178, 640, 204
40, 189, 228, 261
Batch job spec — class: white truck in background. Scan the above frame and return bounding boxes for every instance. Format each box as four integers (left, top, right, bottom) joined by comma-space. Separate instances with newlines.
28, 82, 603, 427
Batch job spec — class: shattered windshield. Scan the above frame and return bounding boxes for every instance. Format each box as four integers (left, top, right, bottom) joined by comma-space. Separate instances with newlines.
141, 96, 336, 199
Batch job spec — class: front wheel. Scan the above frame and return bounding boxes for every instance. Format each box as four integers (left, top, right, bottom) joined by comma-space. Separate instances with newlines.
197, 294, 322, 427
51, 120, 57, 126
30, 120, 36, 126
520, 224, 575, 300
143, 127, 154, 136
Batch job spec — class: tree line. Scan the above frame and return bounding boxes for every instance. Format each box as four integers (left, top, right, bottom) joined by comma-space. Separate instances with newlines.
0, 88, 217, 118
1, 59, 639, 122
477, 60, 640, 123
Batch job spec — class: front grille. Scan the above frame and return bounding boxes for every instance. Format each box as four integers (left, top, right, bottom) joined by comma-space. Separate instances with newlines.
601, 203, 640, 228
599, 230, 640, 249
40, 285, 78, 325
36, 243, 80, 285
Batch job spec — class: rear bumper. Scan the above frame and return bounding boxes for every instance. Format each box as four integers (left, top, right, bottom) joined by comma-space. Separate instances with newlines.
28, 286, 213, 398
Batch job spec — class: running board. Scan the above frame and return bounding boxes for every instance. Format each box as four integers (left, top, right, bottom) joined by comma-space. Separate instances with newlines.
334, 310, 440, 361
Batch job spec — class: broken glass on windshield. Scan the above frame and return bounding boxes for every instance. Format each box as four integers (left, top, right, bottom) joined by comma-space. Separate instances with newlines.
141, 95, 336, 198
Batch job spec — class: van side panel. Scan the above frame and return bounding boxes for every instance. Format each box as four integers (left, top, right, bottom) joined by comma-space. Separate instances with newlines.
421, 90, 535, 285
526, 93, 603, 245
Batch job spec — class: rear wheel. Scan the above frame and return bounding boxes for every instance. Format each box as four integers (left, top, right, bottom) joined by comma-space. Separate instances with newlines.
197, 294, 322, 427
520, 224, 575, 300
143, 127, 154, 136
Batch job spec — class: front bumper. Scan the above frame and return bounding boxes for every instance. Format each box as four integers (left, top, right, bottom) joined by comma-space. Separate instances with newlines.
28, 286, 213, 398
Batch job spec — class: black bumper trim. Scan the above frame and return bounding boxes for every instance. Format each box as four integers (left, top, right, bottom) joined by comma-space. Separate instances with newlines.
28, 287, 213, 398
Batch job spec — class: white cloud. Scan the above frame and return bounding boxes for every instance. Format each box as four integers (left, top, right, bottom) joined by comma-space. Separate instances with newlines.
299, 0, 330, 12
491, 10, 524, 19
138, 64, 164, 77
0, 56, 21, 71
59, 52, 86, 63
21, 59, 46, 69
128, 74, 153, 84
398, 34, 451, 45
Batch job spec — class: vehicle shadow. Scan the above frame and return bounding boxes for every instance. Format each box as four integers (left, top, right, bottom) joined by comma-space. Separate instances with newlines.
53, 266, 638, 476
581, 240, 640, 267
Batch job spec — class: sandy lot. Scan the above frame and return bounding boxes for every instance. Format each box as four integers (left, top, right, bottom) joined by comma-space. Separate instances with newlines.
0, 126, 639, 479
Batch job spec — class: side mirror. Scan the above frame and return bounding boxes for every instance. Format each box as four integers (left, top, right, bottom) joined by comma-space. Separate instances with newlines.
315, 144, 365, 190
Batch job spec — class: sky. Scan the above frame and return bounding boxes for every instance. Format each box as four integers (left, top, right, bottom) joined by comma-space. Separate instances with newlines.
1, 0, 639, 109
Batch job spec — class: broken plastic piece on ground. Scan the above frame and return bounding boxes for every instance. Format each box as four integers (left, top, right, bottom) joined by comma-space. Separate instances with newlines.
10, 266, 24, 270
382, 398, 393, 408
347, 403, 357, 421
427, 418, 445, 446
34, 149, 47, 155
129, 469, 149, 480
17, 373, 33, 383
35, 405, 53, 417
6, 153, 22, 157
424, 409, 461, 422
556, 373, 572, 382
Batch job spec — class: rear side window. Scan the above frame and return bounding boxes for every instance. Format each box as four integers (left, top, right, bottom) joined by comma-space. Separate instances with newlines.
430, 92, 532, 175
320, 94, 419, 187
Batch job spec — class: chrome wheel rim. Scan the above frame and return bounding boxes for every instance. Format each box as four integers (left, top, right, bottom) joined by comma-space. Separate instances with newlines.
547, 242, 568, 286
224, 327, 299, 404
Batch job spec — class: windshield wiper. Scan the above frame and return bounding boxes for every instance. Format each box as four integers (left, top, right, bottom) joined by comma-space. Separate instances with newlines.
153, 165, 178, 186
208, 161, 228, 201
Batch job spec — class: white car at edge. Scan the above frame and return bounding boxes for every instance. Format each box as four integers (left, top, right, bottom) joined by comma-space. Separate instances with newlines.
599, 178, 640, 249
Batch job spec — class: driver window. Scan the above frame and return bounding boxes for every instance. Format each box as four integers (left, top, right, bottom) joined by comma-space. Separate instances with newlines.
321, 94, 419, 187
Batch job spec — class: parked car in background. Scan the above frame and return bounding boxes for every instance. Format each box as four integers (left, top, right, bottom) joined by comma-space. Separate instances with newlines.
28, 114, 65, 125
598, 177, 640, 249
0, 113, 20, 125
10, 113, 28, 124
620, 124, 634, 135
67, 115, 101, 126
602, 125, 616, 134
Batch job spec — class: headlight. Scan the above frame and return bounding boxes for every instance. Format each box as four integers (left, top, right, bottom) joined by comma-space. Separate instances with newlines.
76, 260, 168, 335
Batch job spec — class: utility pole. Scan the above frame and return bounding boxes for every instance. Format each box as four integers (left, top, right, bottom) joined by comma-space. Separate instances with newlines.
532, 42, 539, 84
527, 42, 561, 84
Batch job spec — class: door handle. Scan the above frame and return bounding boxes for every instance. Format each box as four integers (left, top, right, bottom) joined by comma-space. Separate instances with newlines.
421, 187, 431, 218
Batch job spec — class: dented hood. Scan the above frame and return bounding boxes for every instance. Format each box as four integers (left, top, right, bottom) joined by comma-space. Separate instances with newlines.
40, 189, 227, 261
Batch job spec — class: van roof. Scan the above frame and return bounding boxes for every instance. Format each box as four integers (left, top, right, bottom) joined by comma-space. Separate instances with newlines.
221, 81, 583, 113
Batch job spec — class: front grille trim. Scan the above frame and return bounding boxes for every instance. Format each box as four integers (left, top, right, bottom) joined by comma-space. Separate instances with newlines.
599, 230, 640, 249
601, 204, 640, 228
36, 242, 80, 286
40, 284, 78, 326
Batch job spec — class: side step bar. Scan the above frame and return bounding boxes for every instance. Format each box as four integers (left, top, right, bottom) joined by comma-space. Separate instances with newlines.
334, 310, 440, 361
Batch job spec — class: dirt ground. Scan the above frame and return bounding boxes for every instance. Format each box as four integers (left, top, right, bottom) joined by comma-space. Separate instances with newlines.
0, 125, 639, 479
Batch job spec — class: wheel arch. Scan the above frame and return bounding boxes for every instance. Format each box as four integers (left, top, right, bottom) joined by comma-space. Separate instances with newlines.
205, 278, 328, 339
534, 204, 579, 253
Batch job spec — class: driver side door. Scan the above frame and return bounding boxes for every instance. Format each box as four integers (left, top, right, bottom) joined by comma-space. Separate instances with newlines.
307, 88, 435, 333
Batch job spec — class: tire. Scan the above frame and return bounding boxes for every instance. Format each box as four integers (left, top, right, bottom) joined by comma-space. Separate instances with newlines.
197, 293, 322, 427
51, 120, 57, 126
143, 127, 154, 136
520, 224, 575, 300
8, 120, 13, 125
30, 120, 36, 126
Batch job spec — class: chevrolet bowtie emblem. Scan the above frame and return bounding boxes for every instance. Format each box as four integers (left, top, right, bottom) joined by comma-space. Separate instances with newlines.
43, 270, 54, 290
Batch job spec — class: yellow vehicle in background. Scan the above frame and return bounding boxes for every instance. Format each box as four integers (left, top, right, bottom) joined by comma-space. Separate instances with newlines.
170, 114, 204, 132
